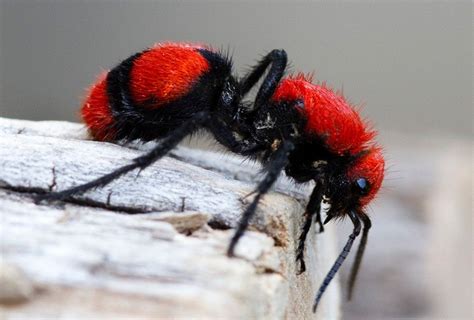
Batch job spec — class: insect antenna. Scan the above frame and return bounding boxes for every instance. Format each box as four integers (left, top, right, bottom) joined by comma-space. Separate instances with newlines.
312, 210, 361, 313
347, 212, 372, 300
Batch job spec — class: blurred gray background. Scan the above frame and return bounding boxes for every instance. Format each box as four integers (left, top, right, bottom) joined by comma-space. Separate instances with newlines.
0, 1, 472, 319
0, 1, 471, 139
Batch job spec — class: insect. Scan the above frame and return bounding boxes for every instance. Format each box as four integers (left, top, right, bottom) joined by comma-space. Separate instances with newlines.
36, 42, 385, 313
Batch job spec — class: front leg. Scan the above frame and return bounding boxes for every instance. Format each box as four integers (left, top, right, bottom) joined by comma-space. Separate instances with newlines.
315, 207, 325, 233
227, 140, 294, 256
296, 183, 323, 274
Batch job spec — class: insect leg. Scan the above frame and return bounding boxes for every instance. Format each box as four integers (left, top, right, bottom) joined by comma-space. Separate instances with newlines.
347, 211, 372, 300
315, 209, 325, 233
227, 140, 294, 256
35, 112, 210, 203
312, 210, 361, 313
296, 183, 323, 274
240, 49, 287, 108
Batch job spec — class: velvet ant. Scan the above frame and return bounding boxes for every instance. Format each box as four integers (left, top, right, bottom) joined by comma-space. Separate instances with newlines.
36, 42, 385, 312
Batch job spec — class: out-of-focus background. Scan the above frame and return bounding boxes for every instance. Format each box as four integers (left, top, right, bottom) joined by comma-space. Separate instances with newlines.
0, 1, 471, 319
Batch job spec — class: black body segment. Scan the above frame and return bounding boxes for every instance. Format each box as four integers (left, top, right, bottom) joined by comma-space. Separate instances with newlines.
105, 48, 232, 142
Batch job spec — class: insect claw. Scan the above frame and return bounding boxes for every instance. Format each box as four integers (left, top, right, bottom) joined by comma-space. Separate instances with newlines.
296, 259, 306, 275
323, 215, 333, 225
240, 190, 257, 202
318, 223, 325, 233
135, 168, 144, 179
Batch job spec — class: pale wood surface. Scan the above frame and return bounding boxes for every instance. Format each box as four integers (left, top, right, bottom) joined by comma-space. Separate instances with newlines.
0, 117, 340, 319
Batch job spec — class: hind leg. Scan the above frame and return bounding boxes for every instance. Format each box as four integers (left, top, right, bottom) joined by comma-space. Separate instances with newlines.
36, 112, 209, 203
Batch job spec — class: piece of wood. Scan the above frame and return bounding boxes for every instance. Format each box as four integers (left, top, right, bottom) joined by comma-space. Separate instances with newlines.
0, 117, 340, 319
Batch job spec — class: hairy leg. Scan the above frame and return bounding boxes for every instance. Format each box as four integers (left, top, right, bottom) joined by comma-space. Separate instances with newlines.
227, 140, 294, 256
208, 119, 263, 156
35, 112, 209, 203
240, 49, 288, 108
296, 183, 323, 274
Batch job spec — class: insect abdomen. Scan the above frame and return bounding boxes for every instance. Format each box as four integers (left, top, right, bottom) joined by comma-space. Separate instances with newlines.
129, 44, 210, 109
81, 73, 115, 141
81, 43, 213, 141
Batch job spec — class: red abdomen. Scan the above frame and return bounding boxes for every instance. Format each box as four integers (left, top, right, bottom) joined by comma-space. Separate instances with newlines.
129, 43, 210, 108
81, 43, 211, 140
81, 73, 115, 141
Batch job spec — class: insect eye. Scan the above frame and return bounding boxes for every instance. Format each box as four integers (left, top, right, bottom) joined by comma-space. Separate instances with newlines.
355, 178, 370, 195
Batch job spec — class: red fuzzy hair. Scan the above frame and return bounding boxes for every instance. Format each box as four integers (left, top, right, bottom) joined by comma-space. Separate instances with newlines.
81, 42, 212, 140
272, 74, 376, 156
129, 43, 210, 109
81, 72, 116, 141
348, 146, 385, 206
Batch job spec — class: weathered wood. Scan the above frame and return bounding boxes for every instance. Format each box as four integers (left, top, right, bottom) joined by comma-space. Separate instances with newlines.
0, 117, 340, 319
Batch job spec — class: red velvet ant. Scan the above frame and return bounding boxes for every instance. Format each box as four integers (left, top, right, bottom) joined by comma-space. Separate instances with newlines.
36, 42, 385, 313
